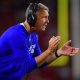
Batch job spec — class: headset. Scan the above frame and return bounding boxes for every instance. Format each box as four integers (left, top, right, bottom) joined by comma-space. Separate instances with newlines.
26, 3, 39, 26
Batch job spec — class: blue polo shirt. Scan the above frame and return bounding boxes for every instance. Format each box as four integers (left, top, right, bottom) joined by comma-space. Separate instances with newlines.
0, 23, 42, 80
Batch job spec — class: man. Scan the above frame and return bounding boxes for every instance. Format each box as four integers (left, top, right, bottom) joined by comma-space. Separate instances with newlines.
0, 3, 79, 80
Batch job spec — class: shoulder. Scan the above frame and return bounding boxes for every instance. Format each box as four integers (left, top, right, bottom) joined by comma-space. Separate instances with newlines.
6, 24, 21, 37
0, 23, 25, 40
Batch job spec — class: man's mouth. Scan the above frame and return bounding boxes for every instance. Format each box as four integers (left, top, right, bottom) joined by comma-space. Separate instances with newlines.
42, 25, 47, 30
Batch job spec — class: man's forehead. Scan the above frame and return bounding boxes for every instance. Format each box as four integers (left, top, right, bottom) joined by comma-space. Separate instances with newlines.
36, 9, 49, 16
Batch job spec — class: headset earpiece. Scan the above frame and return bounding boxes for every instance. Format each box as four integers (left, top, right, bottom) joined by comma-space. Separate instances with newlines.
26, 3, 39, 26
27, 11, 37, 26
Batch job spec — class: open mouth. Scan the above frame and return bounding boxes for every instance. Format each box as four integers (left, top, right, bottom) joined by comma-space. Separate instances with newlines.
42, 25, 47, 30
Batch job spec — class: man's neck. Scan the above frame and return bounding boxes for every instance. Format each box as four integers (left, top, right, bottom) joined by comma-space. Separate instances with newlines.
23, 21, 31, 33
23, 20, 37, 33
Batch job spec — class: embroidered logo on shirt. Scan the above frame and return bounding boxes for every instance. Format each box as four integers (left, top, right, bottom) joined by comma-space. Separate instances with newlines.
29, 44, 36, 54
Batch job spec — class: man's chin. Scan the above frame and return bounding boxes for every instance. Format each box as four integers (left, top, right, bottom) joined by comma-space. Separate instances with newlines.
42, 28, 46, 31
38, 29, 46, 32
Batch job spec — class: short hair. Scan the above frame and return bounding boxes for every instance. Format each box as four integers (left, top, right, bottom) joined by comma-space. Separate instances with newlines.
25, 3, 49, 26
